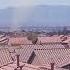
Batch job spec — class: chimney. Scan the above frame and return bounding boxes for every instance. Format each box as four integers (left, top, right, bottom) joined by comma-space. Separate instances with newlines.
16, 54, 20, 67
50, 63, 54, 70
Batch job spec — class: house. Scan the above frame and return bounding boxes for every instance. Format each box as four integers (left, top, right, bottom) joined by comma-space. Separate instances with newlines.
0, 47, 68, 70
30, 48, 70, 70
8, 37, 32, 46
0, 48, 40, 70
38, 36, 62, 44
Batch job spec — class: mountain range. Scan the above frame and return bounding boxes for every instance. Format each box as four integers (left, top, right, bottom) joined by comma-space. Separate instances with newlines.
0, 5, 70, 28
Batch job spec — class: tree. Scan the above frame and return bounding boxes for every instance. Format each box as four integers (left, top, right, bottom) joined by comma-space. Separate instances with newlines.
27, 32, 38, 44
32, 37, 38, 45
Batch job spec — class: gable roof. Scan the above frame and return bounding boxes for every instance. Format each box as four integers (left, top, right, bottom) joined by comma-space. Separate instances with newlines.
0, 45, 69, 70
0, 44, 65, 63
0, 63, 68, 70
33, 44, 65, 49
0, 35, 8, 45
15, 45, 34, 63
5, 43, 65, 52
38, 66, 68, 70
32, 48, 70, 67
0, 48, 13, 67
8, 37, 32, 46
38, 36, 62, 44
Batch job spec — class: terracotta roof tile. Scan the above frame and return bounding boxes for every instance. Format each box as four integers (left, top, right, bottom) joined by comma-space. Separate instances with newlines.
1, 66, 14, 70
15, 45, 34, 63
34, 44, 65, 49
0, 45, 69, 70
38, 37, 61, 44
0, 44, 65, 63
0, 63, 68, 70
0, 68, 5, 70
0, 35, 8, 45
38, 66, 68, 70
8, 37, 32, 45
1, 62, 40, 70
0, 68, 3, 70
33, 48, 70, 67
0, 48, 13, 67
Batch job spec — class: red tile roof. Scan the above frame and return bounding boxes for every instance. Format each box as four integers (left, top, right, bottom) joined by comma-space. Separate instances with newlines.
0, 48, 13, 67
33, 48, 70, 67
0, 46, 69, 70
0, 35, 8, 45
0, 62, 68, 70
33, 44, 65, 49
38, 36, 62, 44
15, 46, 34, 63
8, 37, 32, 46
2, 44, 65, 62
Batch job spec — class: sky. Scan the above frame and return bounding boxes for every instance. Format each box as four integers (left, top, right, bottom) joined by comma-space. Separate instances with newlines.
0, 0, 70, 31
0, 0, 70, 9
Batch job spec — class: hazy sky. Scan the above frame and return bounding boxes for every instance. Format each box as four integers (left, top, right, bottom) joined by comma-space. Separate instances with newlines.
0, 0, 70, 9
0, 0, 70, 29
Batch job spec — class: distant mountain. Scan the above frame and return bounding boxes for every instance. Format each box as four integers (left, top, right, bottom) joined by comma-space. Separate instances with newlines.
26, 5, 70, 26
0, 5, 70, 28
